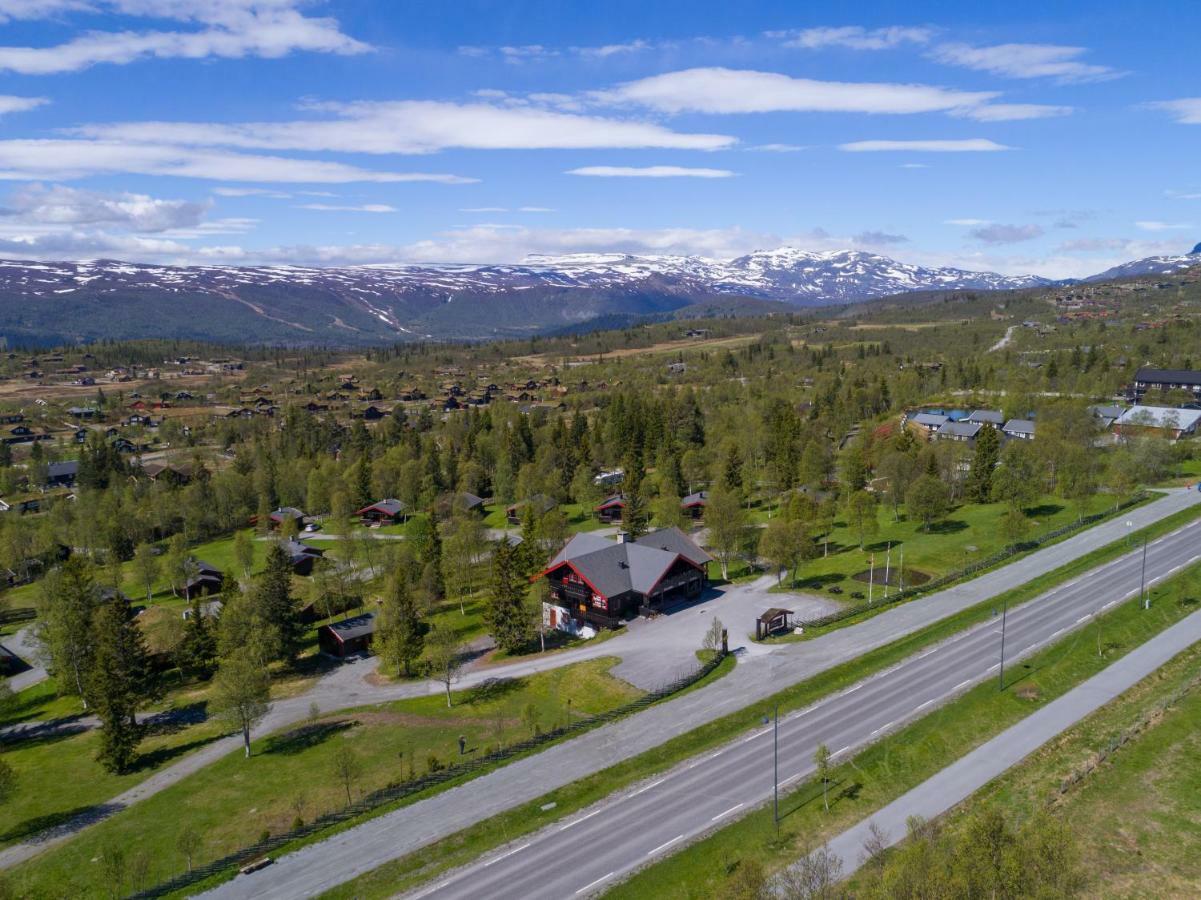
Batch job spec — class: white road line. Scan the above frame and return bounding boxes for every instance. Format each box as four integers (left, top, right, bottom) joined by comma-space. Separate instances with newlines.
953, 679, 972, 691
781, 772, 804, 786
870, 720, 894, 736
1050, 628, 1065, 639
630, 779, 664, 797
576, 872, 615, 894
987, 663, 1000, 672
559, 809, 602, 831
844, 683, 863, 694
482, 843, 530, 867
1077, 615, 1091, 624
647, 835, 685, 856
832, 745, 851, 757
712, 803, 744, 822
742, 730, 767, 744
915, 698, 935, 711
1102, 600, 1116, 609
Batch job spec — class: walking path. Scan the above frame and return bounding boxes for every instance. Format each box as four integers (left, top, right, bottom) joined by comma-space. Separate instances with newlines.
1, 489, 1195, 876
808, 605, 1201, 882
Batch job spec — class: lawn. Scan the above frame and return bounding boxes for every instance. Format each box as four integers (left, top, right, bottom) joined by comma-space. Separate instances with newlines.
5, 658, 642, 899
606, 561, 1201, 900
319, 500, 1201, 900
879, 641, 1201, 898
774, 493, 1113, 603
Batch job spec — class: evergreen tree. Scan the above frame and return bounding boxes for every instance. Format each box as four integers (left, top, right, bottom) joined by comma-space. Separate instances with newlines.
375, 575, 425, 677
87, 594, 152, 773
353, 454, 373, 509
966, 424, 1001, 503
177, 596, 217, 680
721, 443, 744, 493
484, 538, 532, 653
620, 451, 649, 538
256, 542, 303, 664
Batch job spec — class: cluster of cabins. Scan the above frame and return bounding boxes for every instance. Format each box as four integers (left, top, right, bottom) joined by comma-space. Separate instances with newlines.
905, 409, 1035, 446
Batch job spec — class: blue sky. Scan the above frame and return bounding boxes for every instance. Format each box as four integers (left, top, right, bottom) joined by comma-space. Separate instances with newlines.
0, 0, 1197, 277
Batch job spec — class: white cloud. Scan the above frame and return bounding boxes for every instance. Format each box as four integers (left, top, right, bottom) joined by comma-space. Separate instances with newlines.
78, 100, 736, 154
461, 206, 508, 213
519, 206, 554, 212
1148, 98, 1201, 125
853, 230, 908, 245
770, 26, 934, 51
499, 44, 557, 63
0, 0, 90, 21
899, 162, 929, 169
566, 165, 735, 178
0, 1, 368, 74
953, 103, 1072, 122
594, 67, 998, 115
840, 139, 1010, 152
945, 218, 991, 226
1135, 220, 1193, 231
969, 223, 1044, 243
0, 139, 476, 183
1165, 189, 1201, 200
297, 203, 397, 213
0, 95, 48, 116
573, 39, 652, 59
212, 186, 291, 198
0, 182, 208, 232
930, 43, 1121, 83
747, 143, 808, 152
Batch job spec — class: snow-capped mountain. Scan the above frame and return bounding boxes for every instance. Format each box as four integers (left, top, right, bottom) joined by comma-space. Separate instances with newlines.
0, 246, 1187, 345
1085, 243, 1201, 282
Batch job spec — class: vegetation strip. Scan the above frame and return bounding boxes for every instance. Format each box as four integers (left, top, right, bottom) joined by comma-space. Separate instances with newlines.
797, 492, 1149, 629
124, 651, 728, 899
312, 500, 1201, 900
605, 561, 1201, 899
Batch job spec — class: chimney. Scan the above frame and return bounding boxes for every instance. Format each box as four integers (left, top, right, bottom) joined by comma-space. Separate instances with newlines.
617, 531, 630, 544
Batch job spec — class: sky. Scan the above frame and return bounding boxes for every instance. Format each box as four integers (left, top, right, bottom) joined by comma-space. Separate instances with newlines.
0, 0, 1197, 278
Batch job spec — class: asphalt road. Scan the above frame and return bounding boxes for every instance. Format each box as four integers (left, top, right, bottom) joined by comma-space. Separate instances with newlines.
812, 605, 1201, 883
202, 489, 1201, 900
393, 513, 1201, 900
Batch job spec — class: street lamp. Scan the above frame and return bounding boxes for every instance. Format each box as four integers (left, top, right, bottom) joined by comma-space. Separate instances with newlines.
1140, 534, 1149, 609
997, 595, 1008, 691
762, 704, 779, 834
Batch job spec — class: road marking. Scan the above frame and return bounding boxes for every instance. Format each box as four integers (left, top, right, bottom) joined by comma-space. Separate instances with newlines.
1050, 628, 1065, 639
844, 683, 863, 694
781, 772, 804, 786
647, 835, 685, 856
832, 745, 851, 757
712, 803, 744, 822
560, 809, 602, 831
742, 730, 768, 744
482, 843, 530, 867
576, 872, 615, 894
915, 698, 935, 711
1077, 615, 1091, 624
954, 679, 972, 691
630, 779, 665, 797
870, 721, 894, 736
1102, 600, 1116, 609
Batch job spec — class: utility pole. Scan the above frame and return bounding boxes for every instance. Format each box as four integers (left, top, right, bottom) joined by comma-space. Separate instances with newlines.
998, 595, 1008, 691
763, 704, 779, 835
883, 542, 892, 600
1140, 534, 1149, 609
868, 553, 875, 605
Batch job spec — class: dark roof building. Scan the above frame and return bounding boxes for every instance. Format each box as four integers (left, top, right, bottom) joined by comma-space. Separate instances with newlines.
318, 612, 376, 657
537, 527, 712, 630
356, 498, 408, 523
280, 539, 325, 575
506, 493, 557, 524
681, 490, 709, 519
45, 460, 79, 487
267, 506, 306, 529
1132, 367, 1201, 400
184, 559, 224, 598
594, 494, 626, 523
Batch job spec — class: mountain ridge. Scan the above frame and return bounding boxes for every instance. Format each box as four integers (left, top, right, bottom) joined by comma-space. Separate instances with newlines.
0, 245, 1196, 345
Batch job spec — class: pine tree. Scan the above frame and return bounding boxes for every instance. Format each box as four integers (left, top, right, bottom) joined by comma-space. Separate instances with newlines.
484, 538, 532, 653
256, 542, 303, 664
178, 596, 217, 680
87, 594, 152, 773
721, 444, 744, 493
620, 451, 649, 538
966, 424, 1001, 503
375, 575, 424, 677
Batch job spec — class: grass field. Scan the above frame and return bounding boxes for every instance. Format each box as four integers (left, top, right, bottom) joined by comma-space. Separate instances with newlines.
320, 499, 1201, 900
874, 649, 1201, 898
5, 658, 642, 899
606, 562, 1201, 899
774, 493, 1113, 602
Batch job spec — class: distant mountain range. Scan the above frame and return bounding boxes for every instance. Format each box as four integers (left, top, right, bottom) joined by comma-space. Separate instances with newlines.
0, 244, 1196, 346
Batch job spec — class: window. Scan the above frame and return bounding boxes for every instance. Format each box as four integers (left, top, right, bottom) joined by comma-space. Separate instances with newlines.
591, 593, 607, 610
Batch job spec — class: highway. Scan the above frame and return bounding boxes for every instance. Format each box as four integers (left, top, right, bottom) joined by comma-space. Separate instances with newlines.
401, 512, 1201, 900
202, 489, 1201, 900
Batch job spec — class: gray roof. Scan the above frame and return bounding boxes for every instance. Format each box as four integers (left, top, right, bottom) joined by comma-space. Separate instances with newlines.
681, 490, 709, 507
912, 413, 949, 427
544, 527, 711, 599
937, 421, 983, 438
1090, 404, 1126, 420
1134, 367, 1201, 387
1002, 418, 1036, 435
281, 538, 323, 561
966, 410, 1004, 425
46, 460, 78, 478
1115, 406, 1201, 431
359, 498, 406, 516
326, 612, 376, 641
270, 506, 305, 521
